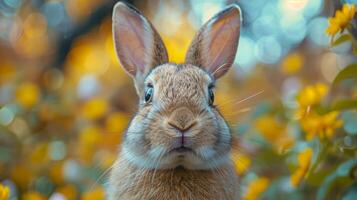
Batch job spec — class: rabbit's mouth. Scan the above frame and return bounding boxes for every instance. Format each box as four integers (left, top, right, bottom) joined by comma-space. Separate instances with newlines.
171, 146, 194, 153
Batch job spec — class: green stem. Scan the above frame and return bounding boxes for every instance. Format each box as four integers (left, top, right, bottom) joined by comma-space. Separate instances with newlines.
310, 140, 330, 175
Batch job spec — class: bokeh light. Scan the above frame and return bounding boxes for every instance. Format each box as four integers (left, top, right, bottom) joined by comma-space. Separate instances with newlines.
0, 0, 356, 199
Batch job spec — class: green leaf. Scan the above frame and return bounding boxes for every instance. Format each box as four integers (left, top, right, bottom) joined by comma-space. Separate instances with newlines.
332, 34, 352, 46
333, 64, 357, 85
317, 158, 357, 200
342, 183, 357, 200
331, 99, 357, 111
306, 167, 336, 186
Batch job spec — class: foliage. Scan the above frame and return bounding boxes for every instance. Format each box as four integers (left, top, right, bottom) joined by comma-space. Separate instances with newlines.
0, 1, 357, 200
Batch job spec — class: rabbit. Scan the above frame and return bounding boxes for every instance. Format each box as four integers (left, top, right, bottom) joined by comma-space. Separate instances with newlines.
108, 2, 242, 200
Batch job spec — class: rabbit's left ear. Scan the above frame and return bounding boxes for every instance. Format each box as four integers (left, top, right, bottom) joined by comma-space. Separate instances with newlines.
112, 2, 169, 96
185, 5, 242, 79
112, 2, 168, 79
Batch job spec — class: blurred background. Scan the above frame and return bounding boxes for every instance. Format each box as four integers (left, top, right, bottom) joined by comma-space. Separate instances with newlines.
0, 0, 357, 199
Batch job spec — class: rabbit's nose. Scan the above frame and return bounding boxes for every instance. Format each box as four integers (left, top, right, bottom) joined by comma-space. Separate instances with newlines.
167, 107, 196, 133
168, 121, 196, 133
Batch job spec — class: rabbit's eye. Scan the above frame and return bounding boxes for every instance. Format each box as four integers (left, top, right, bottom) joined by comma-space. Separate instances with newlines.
144, 85, 153, 103
208, 88, 214, 105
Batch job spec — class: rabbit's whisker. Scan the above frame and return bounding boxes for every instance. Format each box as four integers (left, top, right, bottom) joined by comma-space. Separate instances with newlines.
211, 62, 230, 77
89, 163, 115, 192
217, 90, 264, 108
150, 148, 166, 185
220, 107, 252, 120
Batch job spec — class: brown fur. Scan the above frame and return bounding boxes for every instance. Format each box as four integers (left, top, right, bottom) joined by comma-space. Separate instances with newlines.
109, 2, 242, 200
108, 156, 239, 200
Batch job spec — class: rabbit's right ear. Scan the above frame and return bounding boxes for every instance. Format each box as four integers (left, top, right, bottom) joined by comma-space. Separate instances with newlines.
112, 2, 168, 80
185, 5, 241, 79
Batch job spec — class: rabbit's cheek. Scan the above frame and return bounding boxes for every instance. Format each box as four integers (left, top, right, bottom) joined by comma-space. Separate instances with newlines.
148, 146, 167, 158
196, 146, 216, 159
191, 128, 215, 142
151, 132, 173, 148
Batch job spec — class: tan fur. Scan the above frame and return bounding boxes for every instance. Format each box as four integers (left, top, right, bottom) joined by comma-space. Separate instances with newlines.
108, 156, 239, 200
109, 2, 242, 200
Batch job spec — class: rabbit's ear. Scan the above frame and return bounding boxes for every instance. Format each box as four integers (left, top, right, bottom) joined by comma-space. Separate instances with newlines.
185, 5, 241, 79
112, 2, 168, 79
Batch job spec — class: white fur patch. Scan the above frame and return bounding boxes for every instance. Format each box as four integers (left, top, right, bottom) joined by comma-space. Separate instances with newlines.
122, 147, 155, 169
197, 146, 216, 159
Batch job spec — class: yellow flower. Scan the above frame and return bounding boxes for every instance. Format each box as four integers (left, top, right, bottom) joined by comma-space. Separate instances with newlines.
0, 183, 10, 200
22, 191, 46, 200
0, 61, 15, 84
232, 152, 251, 175
49, 162, 65, 185
100, 112, 130, 150
81, 187, 105, 200
15, 82, 40, 108
105, 112, 129, 133
81, 97, 108, 120
255, 115, 294, 152
326, 4, 356, 36
242, 177, 269, 200
56, 185, 77, 200
80, 126, 101, 145
300, 111, 343, 140
296, 83, 328, 108
10, 165, 33, 190
281, 52, 304, 75
30, 142, 49, 164
78, 126, 101, 164
290, 148, 313, 187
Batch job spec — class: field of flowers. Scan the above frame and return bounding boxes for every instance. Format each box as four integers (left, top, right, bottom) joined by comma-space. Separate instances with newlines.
0, 0, 356, 199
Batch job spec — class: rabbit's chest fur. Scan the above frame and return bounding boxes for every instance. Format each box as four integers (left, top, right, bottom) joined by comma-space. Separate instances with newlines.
108, 157, 240, 200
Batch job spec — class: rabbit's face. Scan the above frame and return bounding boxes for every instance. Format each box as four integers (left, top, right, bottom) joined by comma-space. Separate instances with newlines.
123, 64, 231, 169
113, 3, 241, 170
